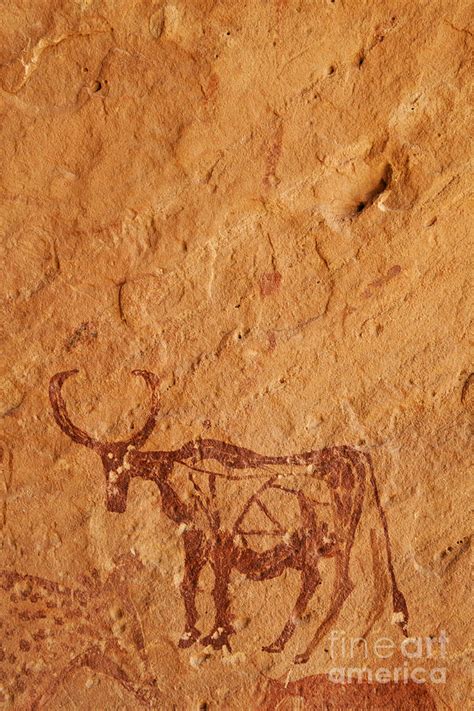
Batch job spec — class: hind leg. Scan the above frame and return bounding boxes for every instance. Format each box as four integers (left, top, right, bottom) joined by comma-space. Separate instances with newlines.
294, 551, 353, 664
294, 452, 365, 664
263, 565, 322, 653
178, 528, 208, 648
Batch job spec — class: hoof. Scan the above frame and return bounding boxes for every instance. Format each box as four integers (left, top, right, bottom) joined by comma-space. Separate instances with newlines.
178, 628, 200, 648
201, 627, 233, 651
294, 652, 309, 665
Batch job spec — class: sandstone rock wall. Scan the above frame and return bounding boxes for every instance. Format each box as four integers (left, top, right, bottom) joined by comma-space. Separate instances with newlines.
0, 1, 471, 708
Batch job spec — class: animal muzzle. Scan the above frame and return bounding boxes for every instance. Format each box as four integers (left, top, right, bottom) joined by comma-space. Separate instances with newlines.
105, 476, 129, 513
106, 492, 127, 513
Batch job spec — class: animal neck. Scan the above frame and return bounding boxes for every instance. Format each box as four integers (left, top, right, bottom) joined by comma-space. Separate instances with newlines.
126, 449, 165, 479
123, 451, 190, 524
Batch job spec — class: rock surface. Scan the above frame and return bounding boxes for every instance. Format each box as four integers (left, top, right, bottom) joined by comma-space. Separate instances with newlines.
0, 1, 472, 708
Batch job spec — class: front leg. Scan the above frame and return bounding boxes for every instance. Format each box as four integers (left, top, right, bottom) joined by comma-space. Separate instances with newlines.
178, 528, 208, 648
263, 495, 329, 654
155, 463, 192, 525
201, 533, 235, 651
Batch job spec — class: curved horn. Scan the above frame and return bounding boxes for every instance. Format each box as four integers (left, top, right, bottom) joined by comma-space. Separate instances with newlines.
126, 370, 160, 447
49, 370, 102, 450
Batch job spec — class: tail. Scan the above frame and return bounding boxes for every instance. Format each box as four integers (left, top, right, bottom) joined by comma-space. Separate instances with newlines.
364, 451, 409, 636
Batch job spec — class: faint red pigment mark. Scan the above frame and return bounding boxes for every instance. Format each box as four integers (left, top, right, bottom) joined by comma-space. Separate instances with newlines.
362, 265, 401, 298
49, 370, 410, 664
274, 0, 289, 24
267, 331, 277, 351
259, 271, 282, 297
65, 322, 97, 352
257, 674, 436, 710
202, 72, 219, 101
263, 120, 283, 188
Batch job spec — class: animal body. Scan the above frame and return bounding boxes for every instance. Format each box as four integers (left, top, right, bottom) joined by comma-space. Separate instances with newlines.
0, 557, 160, 709
257, 674, 437, 710
49, 369, 409, 663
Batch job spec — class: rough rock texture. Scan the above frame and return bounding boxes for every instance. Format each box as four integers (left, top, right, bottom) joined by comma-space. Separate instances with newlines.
0, 1, 472, 709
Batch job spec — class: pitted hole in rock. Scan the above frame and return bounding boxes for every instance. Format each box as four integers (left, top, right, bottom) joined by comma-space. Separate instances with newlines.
352, 163, 392, 216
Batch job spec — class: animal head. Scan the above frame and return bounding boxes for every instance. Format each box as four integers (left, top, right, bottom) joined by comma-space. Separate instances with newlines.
49, 369, 160, 512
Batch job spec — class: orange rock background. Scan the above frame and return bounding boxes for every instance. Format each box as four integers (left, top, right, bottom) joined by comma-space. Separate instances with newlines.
0, 1, 472, 708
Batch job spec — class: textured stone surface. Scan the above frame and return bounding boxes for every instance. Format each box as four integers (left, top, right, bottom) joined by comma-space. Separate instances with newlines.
0, 1, 472, 708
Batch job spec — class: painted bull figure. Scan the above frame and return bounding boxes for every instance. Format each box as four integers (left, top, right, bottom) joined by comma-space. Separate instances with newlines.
49, 369, 409, 664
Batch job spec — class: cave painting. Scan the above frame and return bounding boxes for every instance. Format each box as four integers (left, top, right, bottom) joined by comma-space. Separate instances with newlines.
257, 673, 436, 710
49, 369, 409, 665
0, 556, 160, 709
